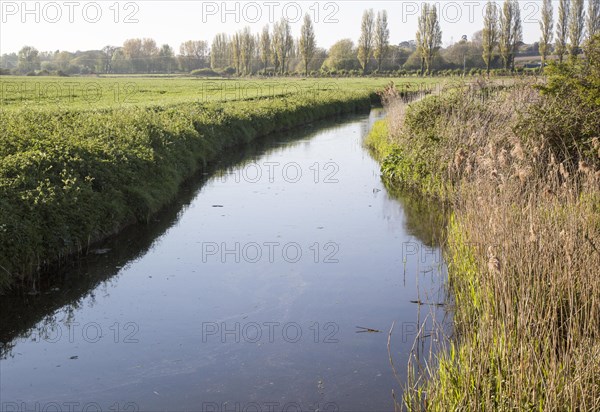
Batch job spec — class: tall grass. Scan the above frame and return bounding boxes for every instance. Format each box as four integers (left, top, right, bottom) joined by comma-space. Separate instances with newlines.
369, 37, 600, 410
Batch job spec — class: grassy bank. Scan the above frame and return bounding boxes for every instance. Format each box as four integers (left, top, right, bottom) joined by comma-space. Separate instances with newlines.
0, 89, 372, 290
368, 37, 600, 410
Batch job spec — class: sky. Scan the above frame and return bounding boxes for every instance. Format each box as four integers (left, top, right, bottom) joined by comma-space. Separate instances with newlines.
0, 1, 552, 55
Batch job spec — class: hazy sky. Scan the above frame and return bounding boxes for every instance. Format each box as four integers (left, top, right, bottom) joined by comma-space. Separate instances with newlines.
1, 1, 551, 54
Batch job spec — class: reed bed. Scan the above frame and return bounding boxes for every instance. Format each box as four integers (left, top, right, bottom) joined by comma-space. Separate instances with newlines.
368, 37, 600, 410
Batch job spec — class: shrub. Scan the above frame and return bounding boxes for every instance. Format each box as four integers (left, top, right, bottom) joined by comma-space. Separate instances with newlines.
191, 68, 220, 77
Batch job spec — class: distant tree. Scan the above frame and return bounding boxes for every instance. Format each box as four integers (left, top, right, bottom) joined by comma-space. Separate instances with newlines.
444, 37, 484, 71
511, 0, 523, 71
231, 33, 242, 74
271, 34, 280, 74
499, 0, 521, 71
123, 38, 144, 72
101, 46, 116, 74
211, 33, 230, 70
308, 47, 328, 72
374, 10, 390, 72
54, 51, 75, 73
416, 4, 442, 75
141, 38, 159, 73
357, 9, 375, 74
259, 25, 271, 75
240, 27, 255, 75
387, 45, 412, 69
482, 0, 499, 75
472, 30, 484, 46
179, 40, 209, 72
17, 46, 40, 73
323, 39, 358, 71
286, 38, 297, 73
539, 0, 554, 71
399, 40, 416, 50
556, 0, 570, 63
568, 0, 586, 59
588, 0, 600, 38
299, 14, 317, 76
158, 44, 175, 73
0, 52, 18, 70
111, 48, 130, 74
273, 18, 293, 75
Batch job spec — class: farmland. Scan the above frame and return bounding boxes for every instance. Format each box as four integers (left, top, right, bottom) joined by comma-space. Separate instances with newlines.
0, 76, 444, 110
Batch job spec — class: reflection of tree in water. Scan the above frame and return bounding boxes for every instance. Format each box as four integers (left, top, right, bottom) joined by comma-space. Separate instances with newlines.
382, 179, 449, 248
0, 113, 364, 360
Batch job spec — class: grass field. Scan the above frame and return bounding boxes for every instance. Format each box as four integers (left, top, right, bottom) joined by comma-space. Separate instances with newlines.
0, 76, 446, 110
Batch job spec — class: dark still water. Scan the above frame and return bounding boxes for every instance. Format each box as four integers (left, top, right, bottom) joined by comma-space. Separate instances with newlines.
0, 111, 448, 412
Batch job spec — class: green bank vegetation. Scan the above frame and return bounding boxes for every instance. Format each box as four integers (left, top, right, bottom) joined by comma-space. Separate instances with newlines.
367, 35, 600, 410
0, 86, 377, 291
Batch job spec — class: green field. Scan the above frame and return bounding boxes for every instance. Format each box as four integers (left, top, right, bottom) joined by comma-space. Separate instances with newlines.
0, 76, 446, 110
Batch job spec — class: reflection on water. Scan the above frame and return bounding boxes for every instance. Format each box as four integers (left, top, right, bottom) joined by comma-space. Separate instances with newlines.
1, 111, 448, 412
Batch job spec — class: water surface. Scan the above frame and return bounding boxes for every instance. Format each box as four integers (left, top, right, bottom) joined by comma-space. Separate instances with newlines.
1, 111, 448, 412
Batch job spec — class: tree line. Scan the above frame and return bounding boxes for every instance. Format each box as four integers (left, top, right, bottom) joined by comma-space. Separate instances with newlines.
2, 0, 599, 77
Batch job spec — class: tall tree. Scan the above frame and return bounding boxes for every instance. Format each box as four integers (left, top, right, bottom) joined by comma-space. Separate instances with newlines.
286, 38, 296, 72
568, 0, 586, 59
299, 14, 317, 76
556, 0, 571, 62
498, 0, 521, 71
416, 4, 442, 76
482, 0, 499, 75
240, 27, 255, 75
231, 32, 242, 74
357, 9, 375, 74
539, 0, 554, 71
499, 0, 515, 70
273, 18, 293, 75
588, 0, 600, 38
259, 25, 271, 75
211, 33, 230, 70
374, 10, 390, 72
416, 6, 428, 75
510, 0, 523, 71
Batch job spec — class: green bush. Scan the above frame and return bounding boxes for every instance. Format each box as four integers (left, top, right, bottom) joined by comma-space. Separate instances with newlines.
191, 68, 220, 77
519, 34, 600, 162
